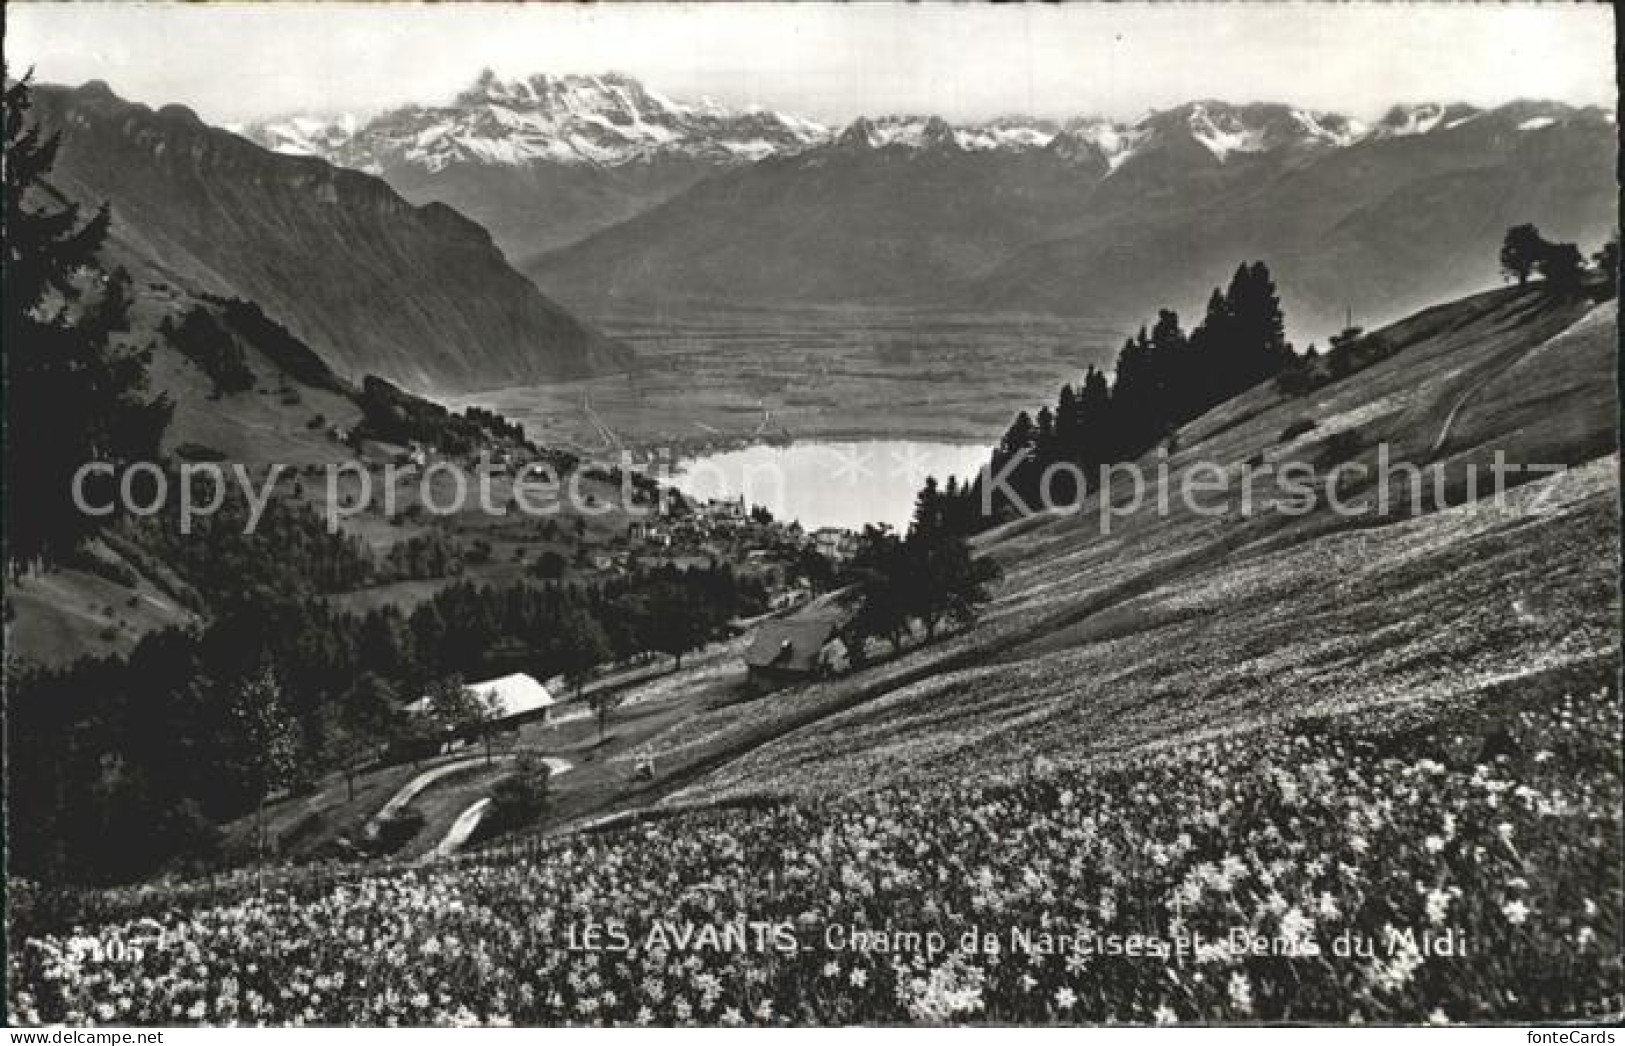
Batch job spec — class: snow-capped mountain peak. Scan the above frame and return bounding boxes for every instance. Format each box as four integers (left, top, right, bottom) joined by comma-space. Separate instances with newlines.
246, 70, 830, 173
1127, 101, 1368, 163
245, 79, 1614, 188
1370, 102, 1485, 138
244, 112, 364, 158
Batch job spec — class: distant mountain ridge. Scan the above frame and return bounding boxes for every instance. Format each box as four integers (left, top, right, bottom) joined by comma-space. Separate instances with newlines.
256, 74, 1584, 260
34, 81, 632, 393
249, 71, 1616, 283
243, 71, 832, 257
247, 70, 831, 171
253, 72, 1586, 175
523, 93, 1614, 341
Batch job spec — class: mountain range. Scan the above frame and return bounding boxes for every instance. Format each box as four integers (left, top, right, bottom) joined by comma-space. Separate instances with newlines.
43, 69, 1619, 382
34, 81, 631, 392
244, 70, 831, 258
249, 72, 1613, 341
526, 93, 1614, 339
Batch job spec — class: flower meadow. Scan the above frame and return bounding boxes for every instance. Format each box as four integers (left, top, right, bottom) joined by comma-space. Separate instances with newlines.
9, 685, 1621, 1026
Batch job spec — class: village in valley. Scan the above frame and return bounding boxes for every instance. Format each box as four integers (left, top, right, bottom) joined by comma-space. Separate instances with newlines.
209, 427, 884, 862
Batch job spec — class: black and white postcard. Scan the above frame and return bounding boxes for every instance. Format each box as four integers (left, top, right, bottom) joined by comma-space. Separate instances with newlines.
2, 1, 1620, 1031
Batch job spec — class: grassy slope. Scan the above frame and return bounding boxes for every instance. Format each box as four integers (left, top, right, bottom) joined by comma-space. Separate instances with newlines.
653, 286, 1618, 804
35, 82, 631, 392
4, 540, 200, 667
26, 284, 1611, 860
6, 280, 653, 666
4, 290, 357, 667
266, 284, 1604, 844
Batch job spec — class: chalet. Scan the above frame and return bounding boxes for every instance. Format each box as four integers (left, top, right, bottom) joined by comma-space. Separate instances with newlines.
705, 496, 747, 521
406, 672, 557, 730
744, 601, 850, 689
811, 527, 858, 562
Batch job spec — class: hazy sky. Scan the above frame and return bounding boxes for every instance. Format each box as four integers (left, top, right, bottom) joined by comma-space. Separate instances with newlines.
5, 2, 1615, 125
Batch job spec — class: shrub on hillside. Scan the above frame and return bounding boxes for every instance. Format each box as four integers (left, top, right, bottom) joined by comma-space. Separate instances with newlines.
208, 296, 349, 394
529, 549, 568, 580
1274, 364, 1318, 395
482, 755, 553, 839
369, 809, 425, 854
164, 306, 255, 397
1280, 418, 1317, 442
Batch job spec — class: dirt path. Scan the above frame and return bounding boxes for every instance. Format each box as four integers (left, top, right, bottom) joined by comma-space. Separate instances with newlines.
1429, 361, 1509, 458
1427, 312, 1580, 458
362, 756, 511, 838
422, 757, 574, 858
429, 799, 492, 858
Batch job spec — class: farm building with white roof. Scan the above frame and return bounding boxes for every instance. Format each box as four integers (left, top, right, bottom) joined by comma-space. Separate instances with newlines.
405, 672, 557, 726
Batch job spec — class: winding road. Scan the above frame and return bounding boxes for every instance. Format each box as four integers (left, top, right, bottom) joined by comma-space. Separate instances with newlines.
362, 755, 505, 840
423, 757, 575, 858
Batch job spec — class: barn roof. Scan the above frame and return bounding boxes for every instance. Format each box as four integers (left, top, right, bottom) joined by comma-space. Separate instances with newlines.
406, 672, 555, 720
744, 608, 845, 673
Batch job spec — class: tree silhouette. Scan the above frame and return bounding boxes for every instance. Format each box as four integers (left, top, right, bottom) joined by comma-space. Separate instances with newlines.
222, 665, 302, 876
843, 522, 999, 650
1149, 308, 1191, 421
907, 530, 1001, 641
946, 259, 1294, 531
426, 675, 492, 761
321, 672, 397, 799
1500, 224, 1548, 287
843, 525, 915, 654
640, 582, 710, 670
1594, 236, 1620, 299
1536, 242, 1585, 299
1224, 262, 1289, 390
3, 73, 172, 574
556, 605, 612, 696
909, 476, 946, 539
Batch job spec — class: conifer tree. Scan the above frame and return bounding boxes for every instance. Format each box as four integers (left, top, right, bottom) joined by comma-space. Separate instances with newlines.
3, 74, 171, 574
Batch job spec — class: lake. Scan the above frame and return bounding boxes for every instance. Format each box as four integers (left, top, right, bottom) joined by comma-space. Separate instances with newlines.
668, 440, 990, 532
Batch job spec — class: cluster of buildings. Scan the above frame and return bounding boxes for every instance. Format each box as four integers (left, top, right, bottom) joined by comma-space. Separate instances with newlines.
810, 526, 860, 562
620, 499, 861, 569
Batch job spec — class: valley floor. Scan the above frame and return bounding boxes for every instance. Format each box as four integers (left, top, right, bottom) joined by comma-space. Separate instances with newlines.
445, 306, 1116, 455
